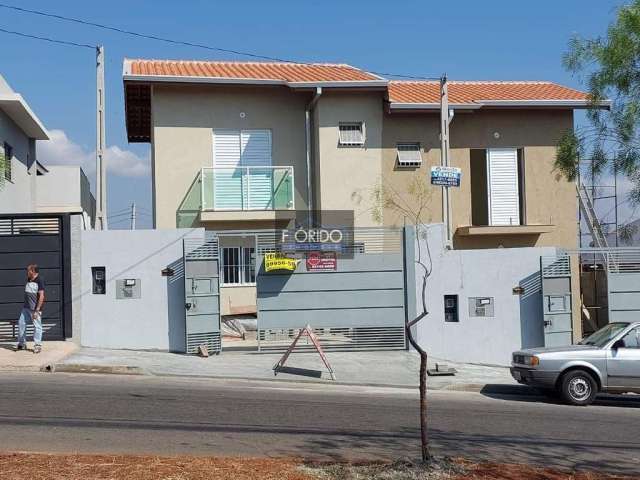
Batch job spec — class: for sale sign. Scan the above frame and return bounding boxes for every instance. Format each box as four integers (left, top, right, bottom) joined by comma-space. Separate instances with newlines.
306, 251, 337, 271
430, 166, 461, 187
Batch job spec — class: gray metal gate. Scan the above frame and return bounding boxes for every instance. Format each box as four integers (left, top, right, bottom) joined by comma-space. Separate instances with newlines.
256, 228, 407, 352
0, 214, 71, 341
183, 235, 221, 354
605, 249, 640, 323
541, 255, 573, 347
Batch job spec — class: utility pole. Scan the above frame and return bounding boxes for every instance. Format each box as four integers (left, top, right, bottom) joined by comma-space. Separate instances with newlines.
130, 202, 136, 230
440, 75, 453, 248
95, 45, 107, 230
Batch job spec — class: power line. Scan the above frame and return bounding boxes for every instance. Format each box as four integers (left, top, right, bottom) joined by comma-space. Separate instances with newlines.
0, 2, 440, 80
0, 26, 94, 49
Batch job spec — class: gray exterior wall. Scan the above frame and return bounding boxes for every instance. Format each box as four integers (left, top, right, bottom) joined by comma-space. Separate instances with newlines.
36, 166, 96, 226
0, 108, 36, 213
80, 228, 204, 351
414, 223, 558, 365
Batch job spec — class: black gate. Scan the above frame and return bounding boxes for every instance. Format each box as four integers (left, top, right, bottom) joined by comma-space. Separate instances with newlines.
0, 214, 72, 341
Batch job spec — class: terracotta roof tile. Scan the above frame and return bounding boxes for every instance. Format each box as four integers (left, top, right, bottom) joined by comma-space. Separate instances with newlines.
388, 80, 590, 105
125, 59, 383, 83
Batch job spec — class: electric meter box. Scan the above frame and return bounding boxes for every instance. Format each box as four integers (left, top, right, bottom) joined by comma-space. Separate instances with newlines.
116, 278, 141, 299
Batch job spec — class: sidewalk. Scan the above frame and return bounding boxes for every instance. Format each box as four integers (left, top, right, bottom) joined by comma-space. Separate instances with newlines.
53, 347, 520, 392
0, 341, 78, 372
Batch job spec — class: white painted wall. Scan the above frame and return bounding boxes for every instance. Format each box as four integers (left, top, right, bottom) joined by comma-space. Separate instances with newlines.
413, 224, 558, 365
80, 228, 204, 351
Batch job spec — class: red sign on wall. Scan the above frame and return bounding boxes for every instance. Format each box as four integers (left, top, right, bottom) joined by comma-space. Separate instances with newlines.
306, 251, 337, 271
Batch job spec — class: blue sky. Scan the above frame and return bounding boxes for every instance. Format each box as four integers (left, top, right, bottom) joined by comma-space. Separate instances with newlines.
0, 0, 623, 229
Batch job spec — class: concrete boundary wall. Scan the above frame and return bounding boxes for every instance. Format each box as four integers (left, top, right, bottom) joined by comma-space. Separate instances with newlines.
80, 228, 204, 351
413, 224, 557, 366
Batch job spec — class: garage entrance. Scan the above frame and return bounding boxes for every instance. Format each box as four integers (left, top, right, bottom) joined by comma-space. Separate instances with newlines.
255, 227, 408, 352
0, 214, 72, 341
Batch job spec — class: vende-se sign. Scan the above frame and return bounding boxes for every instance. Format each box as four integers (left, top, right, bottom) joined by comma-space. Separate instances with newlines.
431, 166, 462, 187
306, 251, 337, 271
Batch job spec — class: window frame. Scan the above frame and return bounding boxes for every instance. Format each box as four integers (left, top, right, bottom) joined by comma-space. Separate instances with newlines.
620, 327, 640, 349
3, 142, 13, 182
338, 122, 366, 147
444, 294, 459, 323
221, 246, 256, 286
396, 142, 422, 167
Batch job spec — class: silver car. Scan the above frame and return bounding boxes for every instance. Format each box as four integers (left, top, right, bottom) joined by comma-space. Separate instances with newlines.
511, 321, 640, 405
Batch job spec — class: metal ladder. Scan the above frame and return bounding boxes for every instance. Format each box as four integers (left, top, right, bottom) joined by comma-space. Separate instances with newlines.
577, 183, 609, 249
577, 183, 618, 271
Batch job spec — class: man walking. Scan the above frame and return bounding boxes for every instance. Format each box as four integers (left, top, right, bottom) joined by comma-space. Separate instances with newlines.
15, 264, 45, 354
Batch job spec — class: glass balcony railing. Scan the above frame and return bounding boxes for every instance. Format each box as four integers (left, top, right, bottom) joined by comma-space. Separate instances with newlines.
200, 166, 294, 211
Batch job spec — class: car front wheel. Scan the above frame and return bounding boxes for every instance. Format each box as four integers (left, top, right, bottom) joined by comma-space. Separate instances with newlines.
560, 370, 598, 406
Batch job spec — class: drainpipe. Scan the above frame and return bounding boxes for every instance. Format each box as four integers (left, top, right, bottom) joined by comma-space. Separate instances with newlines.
305, 87, 322, 226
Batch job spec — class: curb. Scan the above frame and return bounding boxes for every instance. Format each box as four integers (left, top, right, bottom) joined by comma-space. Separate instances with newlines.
48, 363, 145, 375
47, 363, 531, 394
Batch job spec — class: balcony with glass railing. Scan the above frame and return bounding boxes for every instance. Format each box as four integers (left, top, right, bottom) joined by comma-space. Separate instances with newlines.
179, 166, 296, 223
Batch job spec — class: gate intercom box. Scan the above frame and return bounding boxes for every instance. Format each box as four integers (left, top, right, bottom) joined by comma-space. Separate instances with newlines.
115, 278, 141, 299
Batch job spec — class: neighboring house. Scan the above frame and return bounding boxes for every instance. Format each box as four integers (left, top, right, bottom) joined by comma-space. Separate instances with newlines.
0, 73, 48, 212
122, 58, 601, 315
0, 74, 95, 226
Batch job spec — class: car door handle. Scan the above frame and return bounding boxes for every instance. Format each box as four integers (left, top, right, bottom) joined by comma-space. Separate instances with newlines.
185, 302, 192, 310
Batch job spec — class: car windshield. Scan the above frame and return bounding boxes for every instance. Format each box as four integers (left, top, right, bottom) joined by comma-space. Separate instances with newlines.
579, 322, 630, 348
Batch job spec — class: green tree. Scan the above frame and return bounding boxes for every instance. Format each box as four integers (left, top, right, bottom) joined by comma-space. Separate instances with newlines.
557, 1, 640, 238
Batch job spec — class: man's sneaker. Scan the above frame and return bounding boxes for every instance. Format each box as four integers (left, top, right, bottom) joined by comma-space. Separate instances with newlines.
14, 344, 26, 352
33, 345, 42, 354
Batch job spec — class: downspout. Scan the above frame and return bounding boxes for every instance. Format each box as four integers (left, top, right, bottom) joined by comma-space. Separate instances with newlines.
305, 87, 322, 226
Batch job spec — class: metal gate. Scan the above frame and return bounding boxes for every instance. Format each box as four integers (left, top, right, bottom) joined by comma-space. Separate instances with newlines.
183, 235, 221, 354
0, 214, 71, 341
604, 249, 640, 323
256, 228, 407, 352
541, 255, 573, 347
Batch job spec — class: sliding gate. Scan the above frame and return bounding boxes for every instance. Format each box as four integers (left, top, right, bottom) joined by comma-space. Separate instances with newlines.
256, 228, 407, 352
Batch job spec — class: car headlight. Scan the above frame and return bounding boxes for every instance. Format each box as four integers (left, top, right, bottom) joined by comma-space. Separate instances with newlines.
529, 356, 540, 367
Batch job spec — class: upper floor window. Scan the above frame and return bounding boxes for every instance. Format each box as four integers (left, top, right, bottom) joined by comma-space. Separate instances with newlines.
2, 142, 12, 182
338, 122, 365, 147
397, 143, 422, 167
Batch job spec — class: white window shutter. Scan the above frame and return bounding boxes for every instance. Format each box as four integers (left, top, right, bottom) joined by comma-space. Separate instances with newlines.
487, 148, 520, 226
241, 130, 272, 209
213, 130, 241, 167
213, 130, 242, 209
240, 130, 272, 166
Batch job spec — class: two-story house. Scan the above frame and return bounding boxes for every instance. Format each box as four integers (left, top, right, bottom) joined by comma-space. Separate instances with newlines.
123, 58, 597, 316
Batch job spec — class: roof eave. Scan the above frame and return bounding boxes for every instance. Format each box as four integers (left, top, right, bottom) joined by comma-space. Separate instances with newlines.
388, 102, 480, 110
0, 94, 49, 140
476, 99, 612, 109
123, 74, 388, 89
388, 99, 612, 111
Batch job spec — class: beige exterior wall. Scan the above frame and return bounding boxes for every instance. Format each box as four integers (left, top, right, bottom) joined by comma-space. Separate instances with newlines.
314, 91, 385, 228
150, 85, 576, 250
151, 84, 311, 228
380, 109, 577, 250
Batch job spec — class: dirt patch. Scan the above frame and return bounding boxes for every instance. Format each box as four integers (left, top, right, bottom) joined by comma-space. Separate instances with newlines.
454, 460, 634, 480
0, 453, 314, 480
303, 458, 636, 480
1, 454, 635, 480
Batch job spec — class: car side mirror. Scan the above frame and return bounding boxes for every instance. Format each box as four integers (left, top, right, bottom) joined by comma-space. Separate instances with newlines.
612, 339, 625, 350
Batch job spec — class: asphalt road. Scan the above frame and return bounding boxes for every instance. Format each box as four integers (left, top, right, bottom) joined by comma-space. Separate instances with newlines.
0, 373, 638, 475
